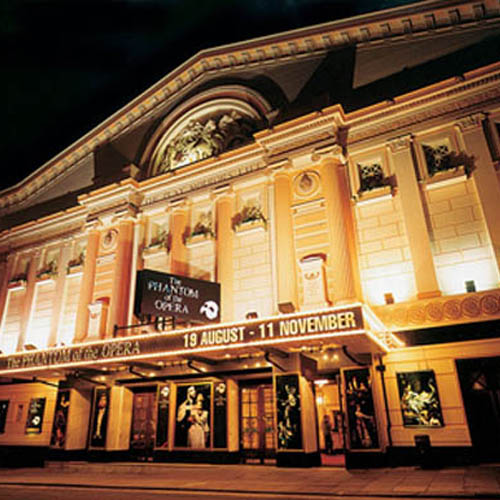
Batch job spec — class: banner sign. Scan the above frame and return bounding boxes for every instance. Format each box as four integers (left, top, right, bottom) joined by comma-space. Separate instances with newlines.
134, 270, 221, 323
26, 397, 46, 434
0, 306, 363, 374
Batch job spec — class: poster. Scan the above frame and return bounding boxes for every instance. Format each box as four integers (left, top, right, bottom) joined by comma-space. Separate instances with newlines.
397, 370, 444, 427
343, 368, 379, 450
0, 401, 9, 433
275, 374, 302, 450
25, 397, 46, 434
174, 383, 211, 448
50, 390, 70, 448
213, 381, 227, 449
155, 384, 170, 448
89, 387, 110, 448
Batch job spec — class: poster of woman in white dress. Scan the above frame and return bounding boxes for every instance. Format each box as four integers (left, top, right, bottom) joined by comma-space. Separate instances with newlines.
175, 383, 211, 448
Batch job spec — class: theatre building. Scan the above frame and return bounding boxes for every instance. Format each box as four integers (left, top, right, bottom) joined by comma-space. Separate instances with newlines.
1, 0, 500, 469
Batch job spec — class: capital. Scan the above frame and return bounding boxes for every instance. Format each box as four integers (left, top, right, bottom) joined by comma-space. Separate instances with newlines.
387, 134, 413, 153
455, 113, 486, 132
311, 143, 346, 163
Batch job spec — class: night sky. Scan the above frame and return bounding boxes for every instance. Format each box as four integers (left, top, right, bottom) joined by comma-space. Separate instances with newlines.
3, 0, 419, 192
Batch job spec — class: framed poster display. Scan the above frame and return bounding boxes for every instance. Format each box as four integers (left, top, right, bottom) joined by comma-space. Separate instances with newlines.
174, 382, 211, 449
0, 400, 9, 433
89, 387, 110, 448
343, 367, 379, 450
25, 398, 46, 434
213, 381, 227, 449
396, 370, 444, 427
275, 373, 302, 450
50, 390, 70, 448
155, 384, 170, 448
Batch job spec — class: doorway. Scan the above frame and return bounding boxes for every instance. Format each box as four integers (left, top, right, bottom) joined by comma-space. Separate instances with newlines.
457, 356, 500, 463
129, 387, 157, 461
315, 375, 346, 467
240, 380, 276, 464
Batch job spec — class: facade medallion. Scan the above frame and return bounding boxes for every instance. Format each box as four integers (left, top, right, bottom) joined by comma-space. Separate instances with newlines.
425, 302, 443, 323
294, 171, 320, 198
101, 229, 118, 252
443, 299, 461, 320
480, 294, 500, 315
462, 297, 480, 318
408, 305, 425, 324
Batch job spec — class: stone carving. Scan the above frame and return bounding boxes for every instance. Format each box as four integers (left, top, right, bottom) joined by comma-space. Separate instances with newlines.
155, 111, 256, 173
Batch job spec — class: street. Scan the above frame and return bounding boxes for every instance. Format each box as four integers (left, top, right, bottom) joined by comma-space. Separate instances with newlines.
0, 484, 481, 500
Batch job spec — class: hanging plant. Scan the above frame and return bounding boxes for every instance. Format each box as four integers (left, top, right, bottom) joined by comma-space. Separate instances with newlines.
36, 260, 58, 280
232, 204, 267, 230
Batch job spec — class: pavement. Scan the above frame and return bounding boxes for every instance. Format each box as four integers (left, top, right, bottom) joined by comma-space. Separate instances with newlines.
0, 461, 499, 498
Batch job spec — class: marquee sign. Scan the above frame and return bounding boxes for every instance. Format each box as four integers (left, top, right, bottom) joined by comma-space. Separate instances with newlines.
134, 270, 221, 323
0, 306, 364, 374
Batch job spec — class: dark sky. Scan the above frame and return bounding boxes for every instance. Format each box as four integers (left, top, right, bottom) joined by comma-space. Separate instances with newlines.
3, 0, 419, 192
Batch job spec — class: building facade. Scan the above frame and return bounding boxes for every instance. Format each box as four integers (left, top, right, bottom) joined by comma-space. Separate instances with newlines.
0, 0, 500, 468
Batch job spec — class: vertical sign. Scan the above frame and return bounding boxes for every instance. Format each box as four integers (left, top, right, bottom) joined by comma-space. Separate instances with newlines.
275, 374, 302, 450
343, 367, 379, 450
155, 384, 170, 448
25, 398, 46, 434
51, 390, 70, 448
213, 381, 227, 449
89, 387, 110, 448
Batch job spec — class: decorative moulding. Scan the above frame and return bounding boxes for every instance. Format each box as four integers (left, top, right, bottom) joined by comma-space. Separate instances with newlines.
66, 265, 83, 276
185, 233, 215, 249
423, 167, 468, 191
234, 219, 267, 235
354, 185, 393, 205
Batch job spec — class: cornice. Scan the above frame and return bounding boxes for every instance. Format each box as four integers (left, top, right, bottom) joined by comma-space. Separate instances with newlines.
2, 1, 499, 213
347, 65, 500, 145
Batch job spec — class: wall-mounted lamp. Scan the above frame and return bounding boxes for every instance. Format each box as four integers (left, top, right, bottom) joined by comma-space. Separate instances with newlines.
278, 302, 295, 314
24, 344, 38, 351
246, 311, 258, 319
465, 280, 476, 293
384, 293, 395, 305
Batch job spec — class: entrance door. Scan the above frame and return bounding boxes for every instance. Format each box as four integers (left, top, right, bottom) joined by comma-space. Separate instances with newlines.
315, 376, 346, 467
130, 389, 156, 460
457, 356, 500, 462
240, 382, 276, 463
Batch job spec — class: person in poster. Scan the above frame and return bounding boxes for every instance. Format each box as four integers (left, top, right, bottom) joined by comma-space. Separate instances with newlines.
175, 384, 211, 448
276, 375, 302, 450
91, 388, 109, 447
50, 391, 70, 448
397, 371, 444, 427
344, 368, 379, 449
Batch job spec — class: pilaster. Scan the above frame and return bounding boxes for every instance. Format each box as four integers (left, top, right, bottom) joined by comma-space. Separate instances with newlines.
74, 227, 100, 342
316, 148, 361, 304
169, 200, 189, 276
387, 135, 441, 299
272, 163, 299, 312
215, 187, 235, 322
455, 113, 500, 277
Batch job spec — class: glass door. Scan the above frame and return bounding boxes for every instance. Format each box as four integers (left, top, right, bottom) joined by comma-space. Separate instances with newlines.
240, 382, 276, 463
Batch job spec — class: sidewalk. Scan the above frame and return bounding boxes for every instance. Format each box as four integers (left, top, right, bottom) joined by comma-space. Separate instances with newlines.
0, 462, 499, 497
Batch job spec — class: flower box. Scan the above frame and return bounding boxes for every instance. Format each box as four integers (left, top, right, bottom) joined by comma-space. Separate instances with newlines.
234, 218, 267, 234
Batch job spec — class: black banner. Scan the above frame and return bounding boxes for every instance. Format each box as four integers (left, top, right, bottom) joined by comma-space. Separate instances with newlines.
135, 270, 221, 323
0, 401, 9, 433
1, 306, 364, 373
213, 381, 227, 449
155, 384, 170, 448
26, 397, 46, 434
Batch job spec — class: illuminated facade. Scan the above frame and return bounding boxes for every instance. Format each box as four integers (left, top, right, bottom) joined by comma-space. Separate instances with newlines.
0, 0, 500, 468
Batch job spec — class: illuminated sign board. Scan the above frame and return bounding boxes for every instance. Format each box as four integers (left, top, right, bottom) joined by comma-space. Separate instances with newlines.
0, 306, 364, 374
134, 270, 221, 323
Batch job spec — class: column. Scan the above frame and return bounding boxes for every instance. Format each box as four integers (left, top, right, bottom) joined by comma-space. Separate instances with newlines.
108, 218, 134, 337
74, 227, 100, 342
318, 152, 361, 304
387, 135, 441, 299
48, 242, 72, 346
127, 217, 145, 325
215, 190, 234, 322
169, 202, 188, 276
456, 113, 500, 274
273, 167, 299, 311
16, 250, 41, 351
0, 253, 15, 325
